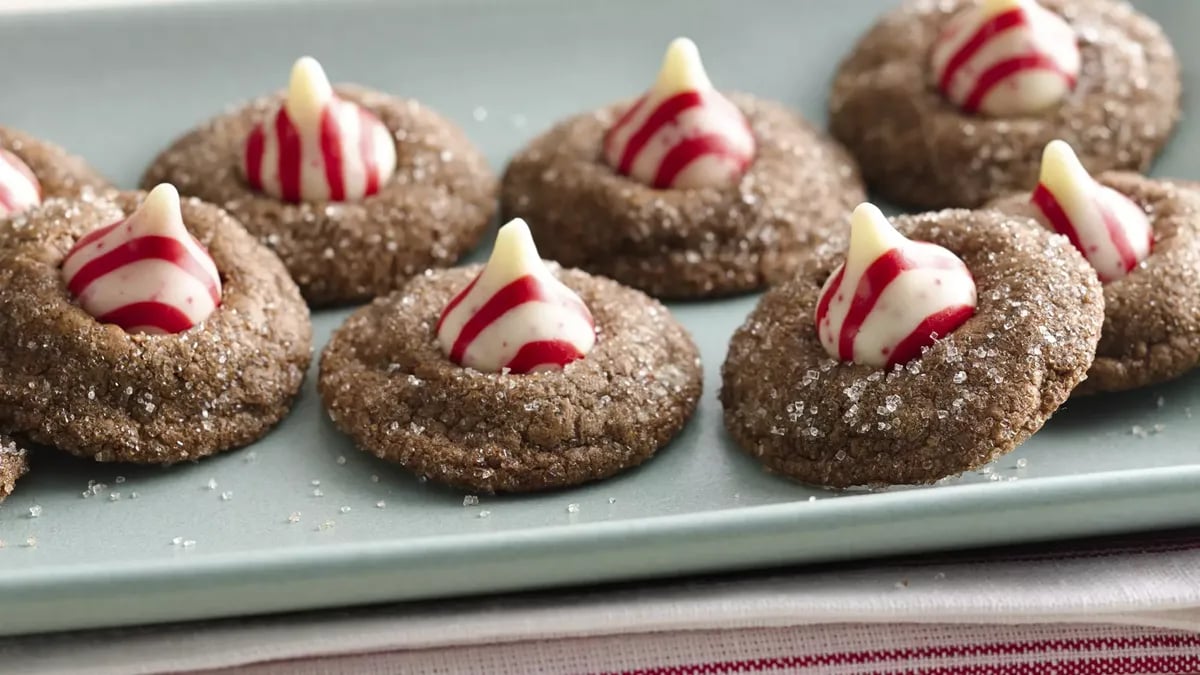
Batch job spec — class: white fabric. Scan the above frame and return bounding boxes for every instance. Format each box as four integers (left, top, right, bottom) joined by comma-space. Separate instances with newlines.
3, 529, 1200, 674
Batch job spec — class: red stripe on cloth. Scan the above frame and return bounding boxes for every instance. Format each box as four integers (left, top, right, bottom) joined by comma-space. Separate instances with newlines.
66, 235, 219, 303
652, 133, 746, 189
962, 53, 1074, 114
596, 634, 1200, 674
886, 304, 975, 367
617, 91, 704, 175
97, 301, 197, 334
1032, 183, 1086, 253
319, 106, 346, 201
276, 109, 303, 202
358, 107, 380, 196
504, 339, 585, 374
245, 124, 266, 191
449, 275, 554, 364
938, 8, 1027, 93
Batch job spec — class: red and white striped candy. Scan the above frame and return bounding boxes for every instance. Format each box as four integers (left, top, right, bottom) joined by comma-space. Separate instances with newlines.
436, 218, 596, 374
244, 56, 397, 203
930, 0, 1080, 117
0, 149, 41, 218
62, 184, 222, 335
1030, 140, 1152, 283
815, 204, 977, 368
603, 37, 754, 190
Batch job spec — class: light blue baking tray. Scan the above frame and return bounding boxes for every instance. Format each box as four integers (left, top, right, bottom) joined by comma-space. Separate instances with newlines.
0, 0, 1197, 638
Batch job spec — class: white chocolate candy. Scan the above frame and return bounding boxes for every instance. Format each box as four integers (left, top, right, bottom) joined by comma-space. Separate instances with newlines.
815, 204, 977, 367
1031, 140, 1152, 283
243, 56, 397, 203
437, 219, 596, 374
62, 184, 222, 335
931, 0, 1080, 117
0, 149, 41, 217
603, 37, 755, 190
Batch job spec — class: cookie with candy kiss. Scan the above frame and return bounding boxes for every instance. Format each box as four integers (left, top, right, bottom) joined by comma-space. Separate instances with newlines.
931, 0, 1080, 117
142, 56, 496, 306
829, 0, 1180, 209
436, 218, 595, 374
603, 38, 754, 190
61, 184, 221, 335
319, 219, 703, 493
723, 204, 1104, 488
502, 37, 864, 299
0, 125, 111, 216
0, 188, 310, 464
243, 57, 397, 203
815, 204, 976, 368
989, 141, 1200, 395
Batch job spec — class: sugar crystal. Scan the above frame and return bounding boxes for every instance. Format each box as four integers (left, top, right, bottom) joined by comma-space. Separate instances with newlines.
478, 510, 491, 518
375, 500, 386, 509
566, 503, 580, 513
28, 505, 41, 518
205, 478, 217, 490
339, 505, 352, 514
463, 495, 479, 506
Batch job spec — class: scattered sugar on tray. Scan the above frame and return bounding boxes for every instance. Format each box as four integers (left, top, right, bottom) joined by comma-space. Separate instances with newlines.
312, 488, 324, 497
287, 512, 302, 524
205, 478, 217, 490
220, 491, 234, 501
370, 475, 380, 483
244, 451, 257, 463
566, 503, 580, 514
1130, 425, 1148, 438
311, 479, 321, 486
317, 520, 335, 532
130, 492, 139, 499
182, 540, 196, 548
1016, 458, 1028, 469
478, 510, 491, 519
1157, 396, 1165, 409
109, 492, 121, 502
339, 506, 352, 514
22, 536, 37, 548
115, 475, 126, 484
171, 536, 183, 546
608, 497, 617, 504
472, 106, 488, 122
28, 505, 41, 519
336, 455, 347, 465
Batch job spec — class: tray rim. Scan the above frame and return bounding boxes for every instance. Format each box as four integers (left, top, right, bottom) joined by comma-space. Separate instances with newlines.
2, 464, 1198, 635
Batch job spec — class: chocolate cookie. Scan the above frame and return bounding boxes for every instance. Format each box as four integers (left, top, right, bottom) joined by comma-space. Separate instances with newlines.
0, 190, 312, 464
722, 208, 1104, 488
989, 172, 1200, 395
501, 39, 863, 300
319, 264, 703, 493
829, 0, 1180, 209
142, 60, 496, 307
1, 125, 111, 207
0, 434, 28, 502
